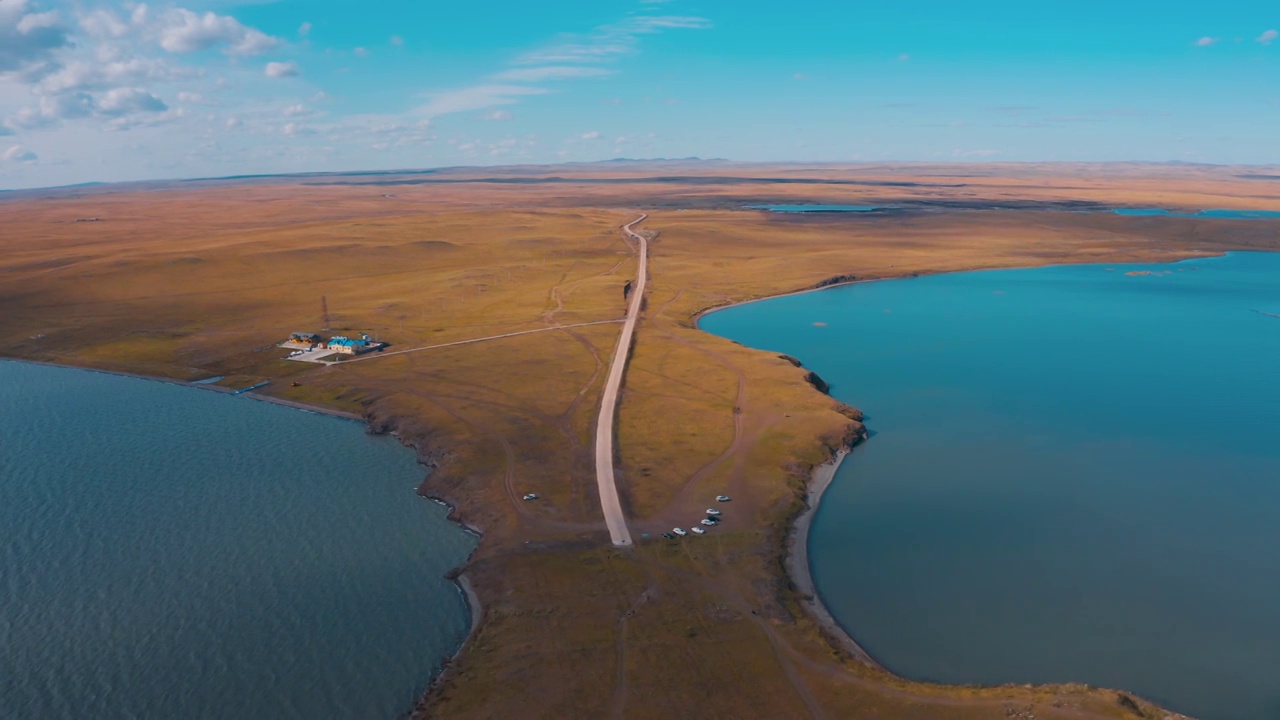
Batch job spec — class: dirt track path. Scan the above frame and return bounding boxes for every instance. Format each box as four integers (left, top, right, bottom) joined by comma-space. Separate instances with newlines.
593, 215, 648, 547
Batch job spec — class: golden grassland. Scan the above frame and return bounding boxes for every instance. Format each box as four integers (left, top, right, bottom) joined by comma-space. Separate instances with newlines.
4, 163, 1280, 719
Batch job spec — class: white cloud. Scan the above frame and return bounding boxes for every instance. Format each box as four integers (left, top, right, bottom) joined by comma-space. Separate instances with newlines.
0, 0, 72, 73
264, 61, 299, 78
1194, 36, 1219, 47
353, 47, 369, 57
3, 144, 37, 162
97, 87, 168, 116
157, 9, 281, 56
1259, 29, 1278, 45
415, 84, 547, 118
492, 65, 612, 82
409, 9, 710, 125
37, 58, 182, 95
0, 4, 714, 187
580, 130, 601, 140
79, 9, 130, 40
10, 85, 167, 128
518, 14, 710, 64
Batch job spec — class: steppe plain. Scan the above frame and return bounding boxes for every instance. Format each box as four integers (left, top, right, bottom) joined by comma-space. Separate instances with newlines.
4, 162, 1280, 719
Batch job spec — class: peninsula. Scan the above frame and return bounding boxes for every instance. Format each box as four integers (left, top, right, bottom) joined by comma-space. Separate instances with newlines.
5, 161, 1278, 719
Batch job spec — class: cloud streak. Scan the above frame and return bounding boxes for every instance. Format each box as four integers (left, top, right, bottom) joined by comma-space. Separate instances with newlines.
410, 7, 710, 121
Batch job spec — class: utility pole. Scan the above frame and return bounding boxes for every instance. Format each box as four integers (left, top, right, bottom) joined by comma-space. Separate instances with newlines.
321, 296, 331, 332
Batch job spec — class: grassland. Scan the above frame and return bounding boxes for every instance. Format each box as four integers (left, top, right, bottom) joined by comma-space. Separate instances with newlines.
4, 162, 1279, 719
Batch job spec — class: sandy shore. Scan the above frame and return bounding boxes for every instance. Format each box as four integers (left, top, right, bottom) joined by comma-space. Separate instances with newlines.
786, 449, 885, 670
456, 573, 483, 644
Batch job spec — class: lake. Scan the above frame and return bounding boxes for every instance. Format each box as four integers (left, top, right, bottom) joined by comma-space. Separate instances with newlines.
1114, 208, 1280, 219
700, 251, 1280, 720
750, 205, 889, 213
0, 361, 476, 719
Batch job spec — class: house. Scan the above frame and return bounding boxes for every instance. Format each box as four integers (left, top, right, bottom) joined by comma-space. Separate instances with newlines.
290, 332, 323, 346
327, 336, 373, 355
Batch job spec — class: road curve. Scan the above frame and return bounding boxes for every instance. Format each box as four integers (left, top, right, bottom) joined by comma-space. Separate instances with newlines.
594, 214, 648, 547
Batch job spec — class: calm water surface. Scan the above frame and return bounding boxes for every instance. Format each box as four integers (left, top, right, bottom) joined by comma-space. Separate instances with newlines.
1114, 208, 1280, 219
751, 204, 889, 213
0, 362, 476, 719
702, 252, 1280, 720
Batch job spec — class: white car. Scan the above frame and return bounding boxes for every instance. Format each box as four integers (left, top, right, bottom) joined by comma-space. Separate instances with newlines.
700, 518, 716, 526
705, 508, 721, 516
672, 527, 687, 536
522, 493, 538, 501
715, 495, 732, 502
691, 527, 705, 535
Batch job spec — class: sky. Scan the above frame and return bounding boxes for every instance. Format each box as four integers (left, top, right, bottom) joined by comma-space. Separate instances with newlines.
0, 0, 1277, 188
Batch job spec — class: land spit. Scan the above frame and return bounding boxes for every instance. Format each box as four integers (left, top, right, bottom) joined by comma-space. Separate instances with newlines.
5, 162, 1269, 719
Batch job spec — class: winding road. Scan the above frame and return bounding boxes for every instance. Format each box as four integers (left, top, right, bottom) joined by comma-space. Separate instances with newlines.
594, 214, 648, 547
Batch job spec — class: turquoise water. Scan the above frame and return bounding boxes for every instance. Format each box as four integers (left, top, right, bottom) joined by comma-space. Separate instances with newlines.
751, 204, 887, 212
701, 252, 1280, 720
1115, 208, 1280, 219
0, 362, 476, 719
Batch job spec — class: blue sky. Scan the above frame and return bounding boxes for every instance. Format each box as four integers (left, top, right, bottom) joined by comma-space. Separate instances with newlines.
0, 0, 1277, 188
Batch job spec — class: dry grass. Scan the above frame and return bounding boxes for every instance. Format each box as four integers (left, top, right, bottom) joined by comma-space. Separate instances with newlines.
4, 162, 1273, 719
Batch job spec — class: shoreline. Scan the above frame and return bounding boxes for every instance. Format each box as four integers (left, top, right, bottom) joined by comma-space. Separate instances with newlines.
787, 449, 885, 670
5, 355, 486, 720
690, 249, 1233, 327
2, 354, 484, 719
692, 248, 1248, 682
0, 357, 363, 421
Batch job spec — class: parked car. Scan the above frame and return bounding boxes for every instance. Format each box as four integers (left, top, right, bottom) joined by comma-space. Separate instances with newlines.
716, 495, 732, 502
706, 508, 721, 516
672, 528, 687, 537
661, 532, 676, 540
522, 493, 538, 501
691, 527, 705, 535
700, 518, 717, 526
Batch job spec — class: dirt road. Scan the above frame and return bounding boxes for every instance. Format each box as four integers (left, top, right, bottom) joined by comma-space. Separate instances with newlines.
593, 215, 648, 547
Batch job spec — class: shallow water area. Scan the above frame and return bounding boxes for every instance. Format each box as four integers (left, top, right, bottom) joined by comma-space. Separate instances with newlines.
0, 362, 476, 720
701, 252, 1280, 720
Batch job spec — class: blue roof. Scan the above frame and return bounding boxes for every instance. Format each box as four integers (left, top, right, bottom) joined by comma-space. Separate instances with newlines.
329, 337, 368, 347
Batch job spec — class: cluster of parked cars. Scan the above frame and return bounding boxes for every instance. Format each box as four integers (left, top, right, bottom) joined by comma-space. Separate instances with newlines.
663, 495, 731, 540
